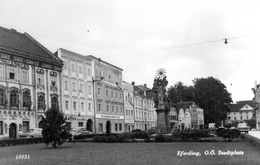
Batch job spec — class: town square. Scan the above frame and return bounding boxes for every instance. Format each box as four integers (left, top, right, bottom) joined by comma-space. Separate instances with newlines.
1, 0, 260, 164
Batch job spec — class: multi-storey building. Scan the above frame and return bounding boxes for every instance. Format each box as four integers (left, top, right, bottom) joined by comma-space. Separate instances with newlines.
134, 84, 156, 131
122, 81, 135, 132
87, 56, 124, 134
227, 100, 255, 122
0, 27, 63, 138
55, 48, 94, 131
169, 101, 204, 130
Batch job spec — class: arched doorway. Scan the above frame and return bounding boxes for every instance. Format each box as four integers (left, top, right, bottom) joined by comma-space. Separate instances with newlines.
9, 123, 17, 138
145, 124, 147, 131
128, 125, 131, 132
38, 120, 45, 128
86, 119, 93, 132
106, 120, 111, 134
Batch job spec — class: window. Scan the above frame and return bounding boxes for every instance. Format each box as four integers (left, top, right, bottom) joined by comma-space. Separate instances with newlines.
119, 123, 122, 131
21, 70, 28, 83
0, 88, 6, 105
116, 106, 118, 113
106, 90, 108, 99
22, 89, 31, 108
88, 86, 92, 94
9, 67, 16, 80
71, 63, 75, 72
120, 107, 123, 113
10, 88, 19, 106
78, 122, 83, 127
72, 82, 76, 91
22, 121, 29, 133
79, 84, 83, 92
99, 123, 103, 133
0, 65, 4, 80
115, 92, 118, 100
111, 91, 114, 99
125, 96, 128, 102
38, 94, 45, 110
87, 67, 91, 76
37, 74, 44, 85
81, 102, 84, 111
112, 106, 114, 112
73, 101, 77, 110
88, 103, 91, 111
119, 93, 122, 100
65, 100, 69, 110
98, 87, 101, 98
64, 81, 69, 90
234, 116, 236, 120
115, 124, 118, 131
51, 95, 59, 109
98, 104, 101, 111
0, 121, 3, 134
79, 65, 83, 74
107, 105, 109, 112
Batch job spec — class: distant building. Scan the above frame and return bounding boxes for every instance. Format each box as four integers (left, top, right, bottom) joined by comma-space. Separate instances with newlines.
0, 26, 63, 138
173, 101, 204, 130
122, 81, 134, 132
55, 48, 94, 131
134, 84, 156, 131
227, 100, 256, 123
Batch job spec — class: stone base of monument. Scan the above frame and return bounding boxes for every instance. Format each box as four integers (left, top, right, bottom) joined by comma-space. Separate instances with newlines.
156, 109, 170, 134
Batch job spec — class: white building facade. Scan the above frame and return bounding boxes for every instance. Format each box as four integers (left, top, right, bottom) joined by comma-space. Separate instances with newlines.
122, 81, 135, 132
56, 48, 94, 131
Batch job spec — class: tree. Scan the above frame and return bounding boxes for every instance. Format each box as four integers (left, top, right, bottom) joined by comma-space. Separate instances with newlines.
167, 81, 194, 103
193, 77, 232, 126
42, 107, 68, 148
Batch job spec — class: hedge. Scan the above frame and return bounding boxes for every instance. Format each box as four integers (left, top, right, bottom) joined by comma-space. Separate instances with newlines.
0, 138, 43, 147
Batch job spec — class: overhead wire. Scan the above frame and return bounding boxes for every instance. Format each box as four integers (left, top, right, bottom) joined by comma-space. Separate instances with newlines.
140, 35, 245, 53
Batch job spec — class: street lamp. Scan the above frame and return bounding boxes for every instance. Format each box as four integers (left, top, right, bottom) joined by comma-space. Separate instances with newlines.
92, 76, 103, 134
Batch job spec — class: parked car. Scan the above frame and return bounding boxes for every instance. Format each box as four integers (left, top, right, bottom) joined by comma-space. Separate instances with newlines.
68, 127, 92, 140
237, 123, 250, 133
27, 128, 43, 138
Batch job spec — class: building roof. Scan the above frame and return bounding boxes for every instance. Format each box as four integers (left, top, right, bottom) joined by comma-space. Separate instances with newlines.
134, 85, 155, 99
228, 100, 256, 112
0, 26, 62, 66
86, 55, 123, 71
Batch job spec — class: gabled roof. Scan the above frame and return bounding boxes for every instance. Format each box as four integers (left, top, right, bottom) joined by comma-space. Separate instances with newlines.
228, 100, 256, 112
0, 26, 62, 66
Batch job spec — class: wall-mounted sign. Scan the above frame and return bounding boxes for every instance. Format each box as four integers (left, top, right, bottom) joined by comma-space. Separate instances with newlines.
96, 114, 124, 120
125, 120, 134, 123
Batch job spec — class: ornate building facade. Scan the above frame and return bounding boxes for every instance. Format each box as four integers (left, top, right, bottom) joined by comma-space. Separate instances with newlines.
0, 27, 62, 138
56, 48, 94, 131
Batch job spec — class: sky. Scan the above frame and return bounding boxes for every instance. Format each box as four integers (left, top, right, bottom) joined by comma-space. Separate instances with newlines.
1, 0, 260, 103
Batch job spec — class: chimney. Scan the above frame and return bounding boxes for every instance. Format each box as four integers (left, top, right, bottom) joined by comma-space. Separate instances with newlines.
132, 81, 135, 86
144, 84, 147, 87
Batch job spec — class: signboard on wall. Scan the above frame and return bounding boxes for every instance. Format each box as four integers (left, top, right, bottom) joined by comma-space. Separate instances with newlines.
96, 114, 124, 120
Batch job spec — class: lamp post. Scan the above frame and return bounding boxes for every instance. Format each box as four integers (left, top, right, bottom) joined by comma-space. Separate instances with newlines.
92, 77, 103, 134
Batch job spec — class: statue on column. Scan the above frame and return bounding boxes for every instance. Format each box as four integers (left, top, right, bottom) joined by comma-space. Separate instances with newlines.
152, 68, 170, 134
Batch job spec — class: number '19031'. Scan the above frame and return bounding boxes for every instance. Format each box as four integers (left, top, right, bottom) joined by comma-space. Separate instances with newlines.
16, 155, 30, 159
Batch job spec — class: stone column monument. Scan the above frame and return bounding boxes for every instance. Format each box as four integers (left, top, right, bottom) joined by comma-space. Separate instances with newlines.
152, 69, 170, 134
